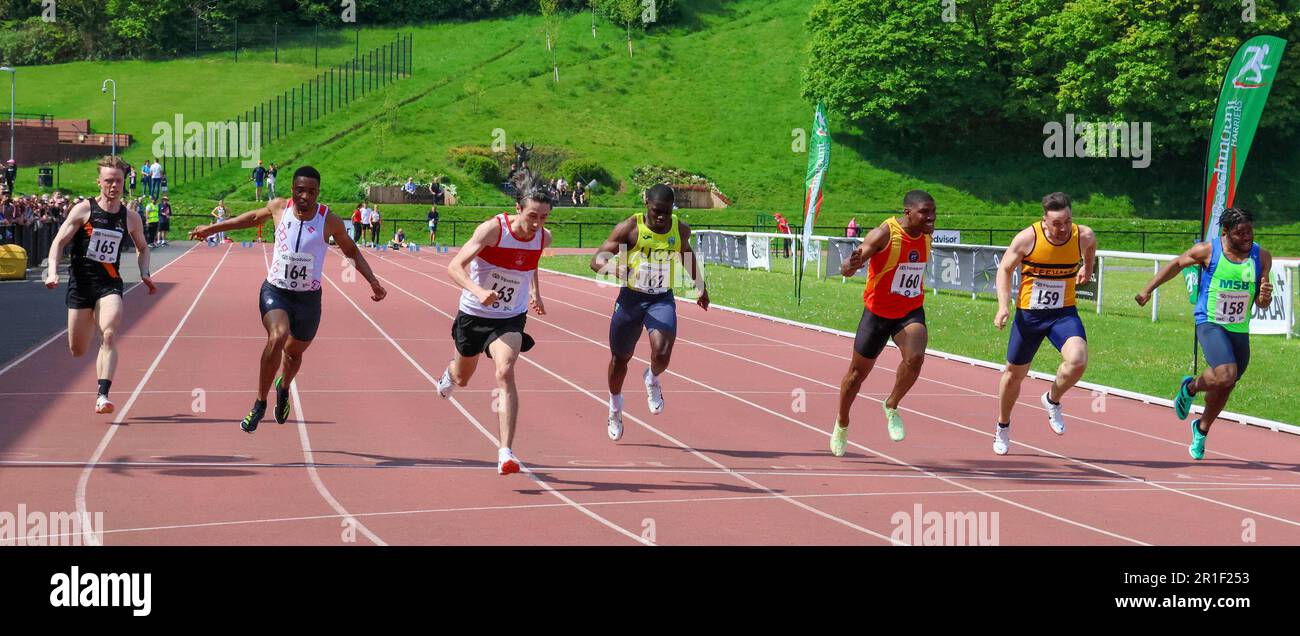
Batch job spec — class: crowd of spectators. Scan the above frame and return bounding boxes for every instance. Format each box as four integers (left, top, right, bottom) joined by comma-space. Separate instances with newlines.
0, 192, 74, 235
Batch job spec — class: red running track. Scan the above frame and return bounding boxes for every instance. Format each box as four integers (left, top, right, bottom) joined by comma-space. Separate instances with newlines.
0, 242, 1297, 545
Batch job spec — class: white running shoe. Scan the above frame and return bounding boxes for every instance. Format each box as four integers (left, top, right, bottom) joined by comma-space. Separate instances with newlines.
644, 368, 664, 415
436, 367, 455, 399
94, 395, 115, 414
1041, 392, 1065, 434
608, 409, 624, 441
993, 425, 1010, 455
497, 448, 521, 475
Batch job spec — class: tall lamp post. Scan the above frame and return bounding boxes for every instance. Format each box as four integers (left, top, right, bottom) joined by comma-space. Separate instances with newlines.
101, 79, 117, 156
0, 67, 15, 162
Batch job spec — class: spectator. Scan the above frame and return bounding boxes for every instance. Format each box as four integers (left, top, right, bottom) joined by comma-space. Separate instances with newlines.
774, 212, 792, 258
429, 180, 445, 205
403, 177, 417, 196
389, 227, 407, 250
266, 162, 278, 200
150, 158, 163, 200
210, 199, 228, 245
427, 203, 439, 246
370, 204, 382, 247
556, 177, 567, 197
158, 196, 172, 246
126, 164, 136, 196
139, 162, 152, 198
359, 201, 373, 246
572, 180, 586, 206
3, 159, 15, 193
251, 160, 267, 201
351, 202, 364, 243
145, 198, 160, 247
846, 217, 859, 238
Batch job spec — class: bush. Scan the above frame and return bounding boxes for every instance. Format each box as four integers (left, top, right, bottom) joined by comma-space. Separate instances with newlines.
447, 145, 497, 168
462, 155, 502, 184
557, 159, 613, 191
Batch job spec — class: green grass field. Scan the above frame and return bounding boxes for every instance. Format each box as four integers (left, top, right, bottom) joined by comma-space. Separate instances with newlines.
539, 253, 1300, 424
15, 0, 1300, 239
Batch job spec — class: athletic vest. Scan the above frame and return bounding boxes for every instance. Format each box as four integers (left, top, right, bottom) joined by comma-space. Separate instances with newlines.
863, 217, 930, 319
458, 214, 543, 319
1195, 238, 1261, 333
626, 213, 681, 295
267, 202, 329, 292
70, 198, 129, 280
1017, 222, 1081, 310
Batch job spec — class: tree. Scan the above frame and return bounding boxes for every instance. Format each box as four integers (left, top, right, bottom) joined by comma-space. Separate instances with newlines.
540, 0, 560, 82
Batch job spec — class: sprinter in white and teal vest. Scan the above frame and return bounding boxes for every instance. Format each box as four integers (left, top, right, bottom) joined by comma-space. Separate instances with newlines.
1135, 208, 1275, 459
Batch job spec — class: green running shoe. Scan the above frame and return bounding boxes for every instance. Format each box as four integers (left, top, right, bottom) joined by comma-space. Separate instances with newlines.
1189, 419, 1207, 460
241, 399, 267, 433
883, 404, 905, 442
274, 376, 292, 425
1173, 375, 1194, 421
830, 422, 848, 457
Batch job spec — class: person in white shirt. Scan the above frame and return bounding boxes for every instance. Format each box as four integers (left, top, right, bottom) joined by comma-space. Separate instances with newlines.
359, 203, 373, 246
150, 159, 164, 200
370, 205, 382, 247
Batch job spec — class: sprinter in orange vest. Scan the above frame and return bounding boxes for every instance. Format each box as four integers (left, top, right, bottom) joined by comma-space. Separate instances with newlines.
830, 190, 936, 456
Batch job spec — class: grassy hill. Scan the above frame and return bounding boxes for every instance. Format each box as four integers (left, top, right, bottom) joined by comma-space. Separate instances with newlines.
12, 0, 1300, 243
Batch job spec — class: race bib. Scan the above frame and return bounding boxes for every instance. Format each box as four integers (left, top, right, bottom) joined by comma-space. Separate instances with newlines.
88, 228, 123, 264
890, 263, 925, 298
1028, 279, 1066, 310
488, 271, 525, 311
274, 251, 315, 290
635, 260, 672, 295
1215, 291, 1250, 324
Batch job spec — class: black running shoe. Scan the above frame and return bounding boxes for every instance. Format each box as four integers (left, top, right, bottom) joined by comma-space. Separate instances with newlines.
274, 376, 291, 425
241, 399, 268, 433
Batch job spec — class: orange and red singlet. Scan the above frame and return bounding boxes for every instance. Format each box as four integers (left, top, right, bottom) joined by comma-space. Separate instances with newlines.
863, 217, 931, 319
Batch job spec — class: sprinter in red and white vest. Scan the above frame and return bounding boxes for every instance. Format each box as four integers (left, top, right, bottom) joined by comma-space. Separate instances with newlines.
191, 166, 387, 433
437, 171, 553, 475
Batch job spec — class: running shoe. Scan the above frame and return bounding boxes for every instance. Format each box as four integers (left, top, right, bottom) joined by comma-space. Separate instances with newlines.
608, 409, 624, 441
436, 367, 455, 398
993, 424, 1010, 455
830, 421, 848, 457
94, 394, 115, 414
1173, 375, 1194, 421
241, 400, 267, 434
273, 376, 291, 424
644, 367, 664, 415
1189, 419, 1207, 460
1041, 392, 1065, 434
497, 448, 521, 475
883, 404, 905, 442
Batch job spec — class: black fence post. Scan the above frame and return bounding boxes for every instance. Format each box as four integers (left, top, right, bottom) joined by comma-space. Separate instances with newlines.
315, 24, 319, 68
274, 22, 279, 63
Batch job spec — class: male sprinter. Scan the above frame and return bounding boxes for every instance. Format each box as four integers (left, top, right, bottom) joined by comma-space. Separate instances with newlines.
435, 171, 552, 475
830, 190, 936, 455
190, 166, 387, 432
992, 192, 1097, 454
1135, 208, 1273, 459
44, 156, 157, 414
590, 184, 709, 441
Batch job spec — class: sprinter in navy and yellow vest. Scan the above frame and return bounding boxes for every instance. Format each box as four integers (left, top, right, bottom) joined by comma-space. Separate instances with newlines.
992, 192, 1097, 455
191, 166, 387, 433
1135, 208, 1274, 459
590, 184, 710, 443
830, 190, 936, 456
44, 156, 157, 415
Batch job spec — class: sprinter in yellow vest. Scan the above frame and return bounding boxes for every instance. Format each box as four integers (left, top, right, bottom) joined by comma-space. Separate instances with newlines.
992, 192, 1097, 455
590, 184, 709, 442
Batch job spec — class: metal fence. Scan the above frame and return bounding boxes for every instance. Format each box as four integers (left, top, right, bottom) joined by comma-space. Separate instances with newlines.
0, 223, 59, 268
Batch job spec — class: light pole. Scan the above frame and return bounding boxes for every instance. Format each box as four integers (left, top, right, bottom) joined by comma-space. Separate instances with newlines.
0, 67, 14, 163
101, 79, 117, 156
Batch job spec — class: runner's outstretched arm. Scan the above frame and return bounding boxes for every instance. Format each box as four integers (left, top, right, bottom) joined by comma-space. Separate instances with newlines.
1256, 249, 1274, 310
678, 223, 709, 310
994, 228, 1035, 329
1135, 243, 1211, 307
327, 212, 385, 302
123, 204, 156, 293
590, 217, 636, 282
43, 202, 91, 289
840, 222, 889, 277
448, 219, 502, 306
191, 199, 281, 239
530, 229, 551, 315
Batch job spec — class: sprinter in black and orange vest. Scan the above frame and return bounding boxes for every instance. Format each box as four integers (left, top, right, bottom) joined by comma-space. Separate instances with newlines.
992, 192, 1097, 455
830, 190, 936, 456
